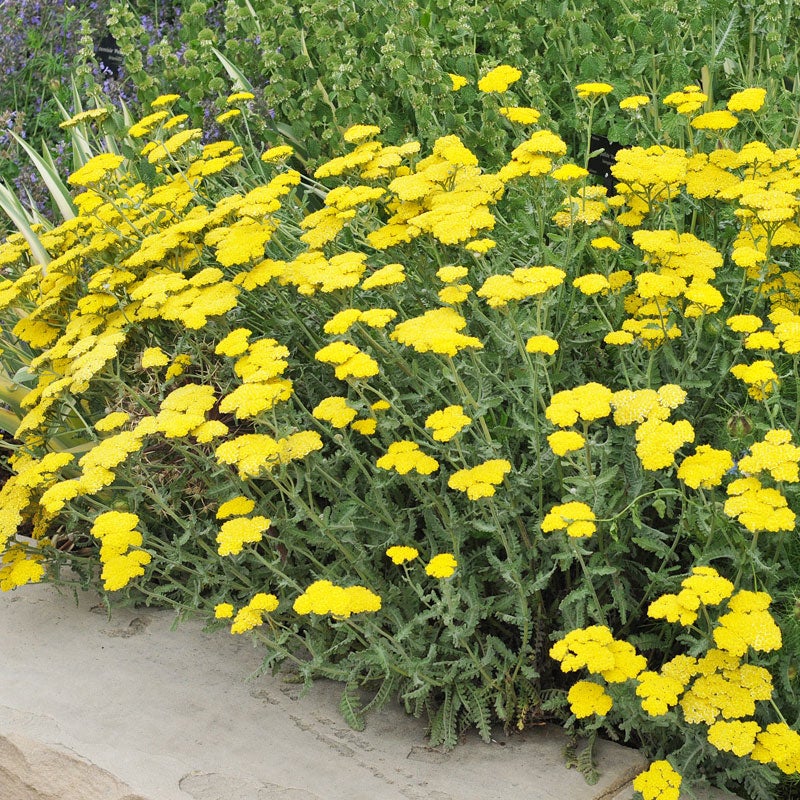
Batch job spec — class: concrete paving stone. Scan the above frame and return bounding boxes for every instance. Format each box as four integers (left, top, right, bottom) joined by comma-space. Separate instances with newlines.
0, 583, 729, 800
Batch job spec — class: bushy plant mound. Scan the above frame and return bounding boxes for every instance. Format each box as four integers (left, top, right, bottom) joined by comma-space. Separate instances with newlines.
2, 75, 800, 798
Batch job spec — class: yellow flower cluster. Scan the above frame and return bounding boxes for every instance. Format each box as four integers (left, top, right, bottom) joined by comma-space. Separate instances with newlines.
228, 592, 280, 634
425, 553, 458, 578
632, 760, 681, 800
216, 515, 271, 557
448, 459, 512, 499
546, 382, 613, 427
293, 580, 382, 618
477, 64, 522, 93
425, 405, 471, 441
550, 625, 646, 682
376, 441, 439, 475
0, 547, 45, 591
91, 511, 152, 591
385, 546, 419, 565
215, 431, 323, 479
390, 307, 483, 357
724, 477, 795, 532
647, 566, 734, 626
567, 680, 613, 718
541, 501, 596, 538
477, 265, 566, 308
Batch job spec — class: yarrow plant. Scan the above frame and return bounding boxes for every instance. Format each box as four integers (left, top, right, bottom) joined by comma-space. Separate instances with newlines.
2, 69, 800, 800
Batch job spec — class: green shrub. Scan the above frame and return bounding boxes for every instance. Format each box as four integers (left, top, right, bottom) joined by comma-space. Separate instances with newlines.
3, 68, 800, 799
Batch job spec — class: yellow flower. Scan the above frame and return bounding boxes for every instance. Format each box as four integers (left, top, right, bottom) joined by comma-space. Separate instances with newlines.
525, 335, 559, 355
591, 236, 621, 250
293, 580, 381, 618
67, 153, 125, 187
573, 273, 610, 295
215, 328, 252, 357
620, 95, 650, 110
216, 109, 241, 124
95, 411, 130, 432
216, 496, 256, 519
386, 546, 419, 565
707, 720, 761, 757
216, 515, 271, 556
226, 91, 255, 104
727, 88, 766, 113
376, 441, 439, 475
425, 553, 457, 578
677, 445, 734, 489
448, 459, 511, 499
448, 73, 469, 91
547, 430, 585, 456
351, 418, 377, 435
261, 144, 294, 162
464, 238, 496, 253
343, 124, 381, 143
478, 65, 522, 92
214, 603, 234, 619
425, 405, 471, 442
151, 93, 181, 108
568, 681, 613, 718
312, 396, 358, 428
551, 164, 589, 181
499, 106, 541, 124
575, 82, 614, 98
633, 761, 682, 800
691, 110, 738, 130
541, 501, 596, 537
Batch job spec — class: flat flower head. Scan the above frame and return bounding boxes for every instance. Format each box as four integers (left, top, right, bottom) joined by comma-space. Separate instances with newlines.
691, 110, 738, 130
425, 553, 457, 578
386, 545, 419, 565
525, 335, 559, 355
425, 405, 471, 441
448, 73, 468, 91
343, 124, 381, 143
568, 680, 613, 718
547, 430, 585, 456
576, 82, 613, 98
620, 95, 650, 111
499, 106, 541, 124
727, 88, 766, 113
478, 64, 522, 93
376, 441, 439, 475
541, 501, 596, 537
633, 761, 682, 800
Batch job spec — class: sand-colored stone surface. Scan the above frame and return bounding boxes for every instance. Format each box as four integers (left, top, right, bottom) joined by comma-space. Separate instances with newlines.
0, 583, 657, 799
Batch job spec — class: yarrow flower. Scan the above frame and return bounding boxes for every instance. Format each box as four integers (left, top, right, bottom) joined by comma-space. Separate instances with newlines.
567, 680, 613, 718
448, 73, 468, 91
547, 430, 585, 456
425, 553, 457, 578
478, 65, 522, 92
448, 459, 511, 499
541, 501, 596, 537
620, 95, 650, 110
575, 82, 614, 98
386, 546, 419, 565
727, 88, 766, 113
376, 441, 439, 475
293, 580, 381, 617
632, 761, 682, 800
425, 405, 471, 441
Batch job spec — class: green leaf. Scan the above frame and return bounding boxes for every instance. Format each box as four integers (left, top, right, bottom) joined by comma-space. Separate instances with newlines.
10, 132, 76, 221
0, 182, 51, 268
339, 683, 365, 731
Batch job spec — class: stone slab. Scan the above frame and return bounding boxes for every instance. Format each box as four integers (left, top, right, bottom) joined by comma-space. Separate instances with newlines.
1, 583, 651, 799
